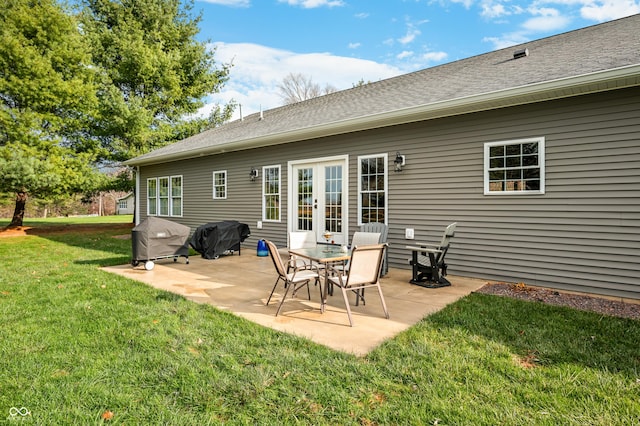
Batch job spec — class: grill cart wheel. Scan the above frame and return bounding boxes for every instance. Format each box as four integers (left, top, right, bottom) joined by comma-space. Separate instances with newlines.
144, 261, 155, 271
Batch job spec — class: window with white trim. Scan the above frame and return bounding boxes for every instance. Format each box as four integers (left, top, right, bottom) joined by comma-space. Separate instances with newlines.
263, 165, 281, 221
147, 178, 157, 215
146, 175, 183, 216
158, 177, 170, 215
171, 176, 182, 216
484, 137, 545, 195
213, 170, 227, 199
358, 154, 387, 224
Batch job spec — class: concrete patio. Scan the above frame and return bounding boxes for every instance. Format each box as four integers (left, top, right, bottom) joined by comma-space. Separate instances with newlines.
103, 251, 487, 356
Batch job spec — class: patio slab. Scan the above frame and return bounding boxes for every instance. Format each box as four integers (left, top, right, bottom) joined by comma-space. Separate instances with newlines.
102, 252, 487, 356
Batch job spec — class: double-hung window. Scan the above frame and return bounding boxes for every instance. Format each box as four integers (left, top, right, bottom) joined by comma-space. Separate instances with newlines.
146, 175, 183, 216
358, 154, 387, 224
171, 176, 183, 216
147, 179, 157, 215
484, 137, 545, 195
263, 165, 281, 221
213, 170, 227, 199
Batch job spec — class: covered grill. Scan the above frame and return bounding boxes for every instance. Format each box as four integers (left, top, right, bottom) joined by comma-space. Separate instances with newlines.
190, 221, 250, 259
131, 217, 190, 270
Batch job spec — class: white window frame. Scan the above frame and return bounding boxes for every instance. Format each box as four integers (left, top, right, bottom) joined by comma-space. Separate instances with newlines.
212, 170, 227, 199
158, 177, 170, 216
262, 165, 281, 222
484, 137, 545, 195
146, 175, 183, 217
170, 175, 183, 217
147, 178, 158, 216
357, 153, 388, 225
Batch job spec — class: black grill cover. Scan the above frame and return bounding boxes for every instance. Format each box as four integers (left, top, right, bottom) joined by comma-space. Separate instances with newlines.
131, 217, 190, 262
190, 221, 250, 259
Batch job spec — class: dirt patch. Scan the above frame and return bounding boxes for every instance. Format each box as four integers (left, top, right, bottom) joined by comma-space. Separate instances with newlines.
476, 282, 640, 320
0, 222, 134, 238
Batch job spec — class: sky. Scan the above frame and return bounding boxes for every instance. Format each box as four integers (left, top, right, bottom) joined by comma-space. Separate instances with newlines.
192, 0, 639, 121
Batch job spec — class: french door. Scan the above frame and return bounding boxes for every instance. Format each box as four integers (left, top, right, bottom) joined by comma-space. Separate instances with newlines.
290, 157, 348, 245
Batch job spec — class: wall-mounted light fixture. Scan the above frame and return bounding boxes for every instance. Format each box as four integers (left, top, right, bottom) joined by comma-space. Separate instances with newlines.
250, 167, 259, 181
394, 152, 406, 172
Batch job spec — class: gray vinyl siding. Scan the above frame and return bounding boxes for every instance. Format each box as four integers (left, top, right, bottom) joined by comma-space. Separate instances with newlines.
139, 86, 640, 299
385, 87, 640, 299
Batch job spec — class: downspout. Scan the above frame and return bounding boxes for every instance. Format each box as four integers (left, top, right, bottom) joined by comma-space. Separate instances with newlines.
135, 166, 140, 225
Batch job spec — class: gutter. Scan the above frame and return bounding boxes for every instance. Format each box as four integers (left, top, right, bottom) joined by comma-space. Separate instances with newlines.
125, 64, 640, 167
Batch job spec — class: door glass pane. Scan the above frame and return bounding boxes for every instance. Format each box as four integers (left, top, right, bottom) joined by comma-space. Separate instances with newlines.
297, 168, 313, 231
324, 165, 342, 234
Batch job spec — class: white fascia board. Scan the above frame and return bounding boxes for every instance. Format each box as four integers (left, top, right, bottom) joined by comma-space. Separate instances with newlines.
126, 64, 640, 167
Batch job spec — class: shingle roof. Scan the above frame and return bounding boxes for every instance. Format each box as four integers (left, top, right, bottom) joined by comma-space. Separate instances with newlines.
127, 14, 640, 166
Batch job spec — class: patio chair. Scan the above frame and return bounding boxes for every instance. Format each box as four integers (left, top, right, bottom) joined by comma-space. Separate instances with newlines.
328, 231, 381, 296
288, 230, 317, 273
407, 222, 457, 288
265, 239, 320, 316
360, 222, 388, 276
326, 244, 389, 327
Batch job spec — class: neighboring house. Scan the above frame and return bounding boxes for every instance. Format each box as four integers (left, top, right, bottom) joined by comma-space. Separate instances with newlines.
116, 193, 135, 215
126, 16, 640, 300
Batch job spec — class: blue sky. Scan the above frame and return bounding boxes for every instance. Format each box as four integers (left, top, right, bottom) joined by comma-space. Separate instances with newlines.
193, 0, 639, 120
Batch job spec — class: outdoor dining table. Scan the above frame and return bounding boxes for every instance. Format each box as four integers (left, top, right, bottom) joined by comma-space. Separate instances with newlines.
287, 245, 351, 313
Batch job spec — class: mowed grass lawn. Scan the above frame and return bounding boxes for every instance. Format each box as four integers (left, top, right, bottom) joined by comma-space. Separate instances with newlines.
1, 217, 639, 424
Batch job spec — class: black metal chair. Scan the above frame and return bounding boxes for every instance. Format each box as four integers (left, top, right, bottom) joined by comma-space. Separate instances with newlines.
407, 223, 457, 288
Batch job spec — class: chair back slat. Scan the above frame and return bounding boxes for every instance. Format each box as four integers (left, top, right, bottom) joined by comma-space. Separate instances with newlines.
265, 239, 287, 277
346, 244, 385, 286
289, 231, 316, 249
360, 222, 387, 242
351, 231, 381, 247
438, 222, 457, 248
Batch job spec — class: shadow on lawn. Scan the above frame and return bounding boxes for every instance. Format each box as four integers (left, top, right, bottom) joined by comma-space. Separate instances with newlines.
427, 293, 640, 376
31, 224, 134, 265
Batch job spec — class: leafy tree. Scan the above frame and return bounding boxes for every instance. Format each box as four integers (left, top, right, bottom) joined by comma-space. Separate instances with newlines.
0, 0, 103, 227
278, 72, 338, 105
80, 0, 235, 164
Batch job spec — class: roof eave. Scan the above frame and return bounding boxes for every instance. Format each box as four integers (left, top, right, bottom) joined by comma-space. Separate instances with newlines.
125, 64, 640, 167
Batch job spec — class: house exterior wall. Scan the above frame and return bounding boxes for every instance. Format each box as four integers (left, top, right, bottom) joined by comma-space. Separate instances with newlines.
138, 86, 640, 299
116, 194, 135, 215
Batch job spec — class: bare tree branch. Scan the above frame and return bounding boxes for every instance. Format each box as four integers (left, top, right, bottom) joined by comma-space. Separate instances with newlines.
277, 72, 337, 105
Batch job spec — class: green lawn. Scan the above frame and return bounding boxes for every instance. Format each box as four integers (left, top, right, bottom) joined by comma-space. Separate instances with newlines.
0, 214, 133, 228
1, 220, 638, 424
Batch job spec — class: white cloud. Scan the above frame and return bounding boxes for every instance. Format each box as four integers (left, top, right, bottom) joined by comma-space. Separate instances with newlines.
482, 6, 570, 49
355, 12, 370, 18
348, 42, 361, 49
481, 3, 509, 18
397, 50, 414, 59
203, 42, 403, 120
278, 0, 345, 8
483, 32, 531, 49
398, 27, 421, 44
522, 8, 570, 31
422, 51, 448, 62
580, 0, 640, 21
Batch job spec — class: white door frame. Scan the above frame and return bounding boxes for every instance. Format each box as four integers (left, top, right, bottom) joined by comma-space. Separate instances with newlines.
288, 155, 349, 245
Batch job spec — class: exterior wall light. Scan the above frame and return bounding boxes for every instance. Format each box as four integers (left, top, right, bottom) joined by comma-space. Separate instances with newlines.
394, 152, 406, 172
250, 167, 259, 181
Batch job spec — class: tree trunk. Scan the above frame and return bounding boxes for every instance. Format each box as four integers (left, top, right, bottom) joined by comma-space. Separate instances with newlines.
8, 191, 28, 228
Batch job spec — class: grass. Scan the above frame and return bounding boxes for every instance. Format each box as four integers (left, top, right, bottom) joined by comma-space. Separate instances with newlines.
0, 214, 133, 228
1, 219, 639, 424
